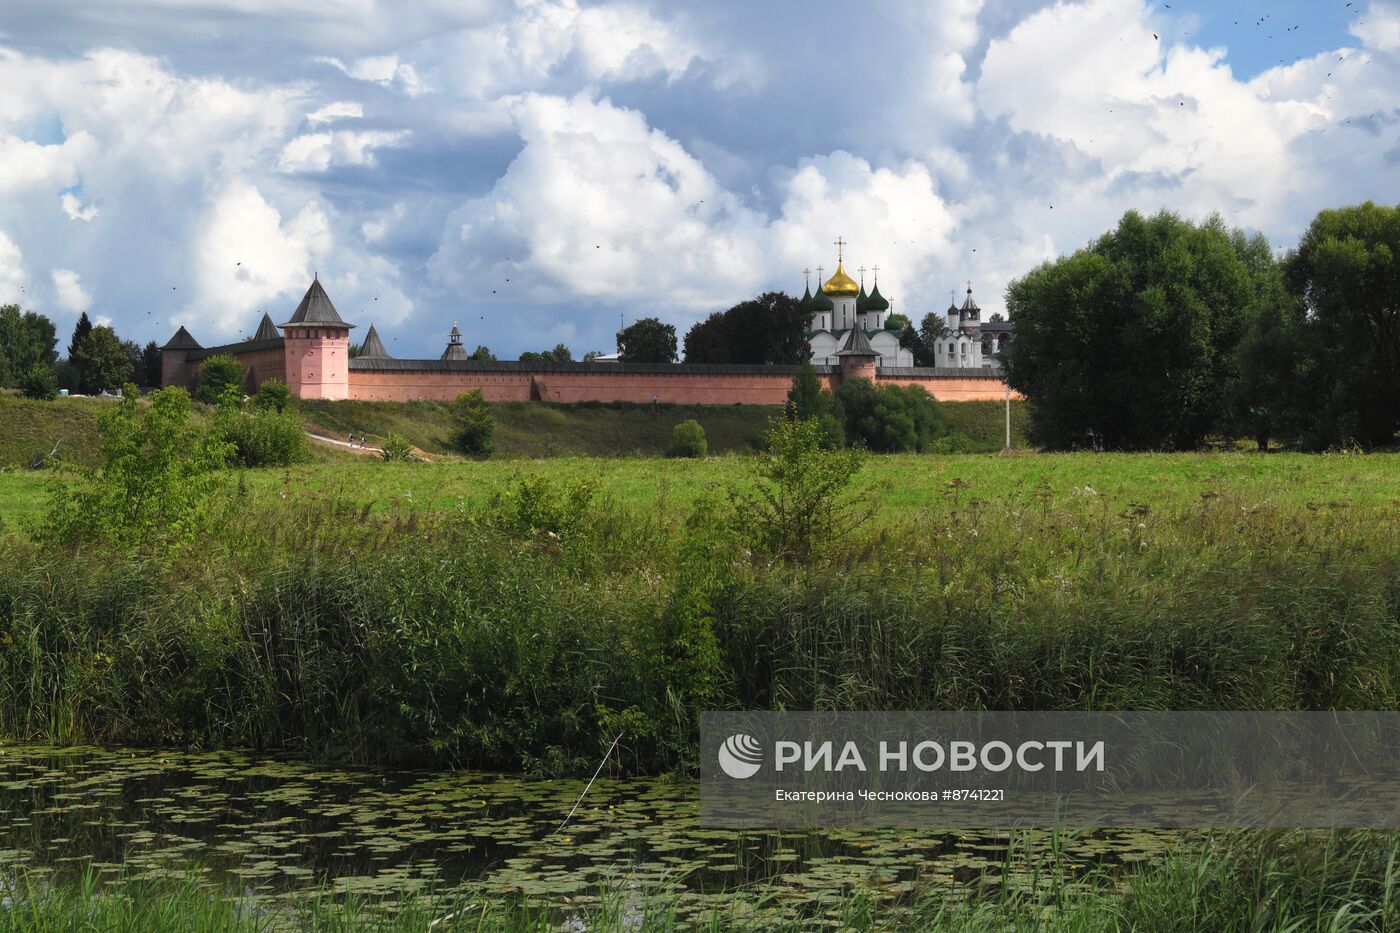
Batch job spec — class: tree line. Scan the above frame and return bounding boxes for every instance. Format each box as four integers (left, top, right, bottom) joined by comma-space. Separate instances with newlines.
0, 307, 162, 400
1003, 202, 1400, 450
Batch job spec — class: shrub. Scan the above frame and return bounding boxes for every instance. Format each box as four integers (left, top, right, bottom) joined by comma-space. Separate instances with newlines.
381, 432, 415, 462
42, 385, 231, 544
216, 405, 308, 467
451, 390, 493, 456
667, 420, 707, 458
194, 355, 244, 405
252, 378, 291, 413
19, 365, 58, 400
738, 417, 868, 563
835, 378, 945, 452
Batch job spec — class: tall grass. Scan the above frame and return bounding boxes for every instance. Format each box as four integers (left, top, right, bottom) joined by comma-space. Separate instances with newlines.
3, 831, 1397, 931
3, 462, 1397, 773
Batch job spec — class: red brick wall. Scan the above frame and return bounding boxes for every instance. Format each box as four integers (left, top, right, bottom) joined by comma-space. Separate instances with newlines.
347, 367, 1012, 404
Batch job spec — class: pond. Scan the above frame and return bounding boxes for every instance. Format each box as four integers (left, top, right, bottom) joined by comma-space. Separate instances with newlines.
0, 744, 1175, 921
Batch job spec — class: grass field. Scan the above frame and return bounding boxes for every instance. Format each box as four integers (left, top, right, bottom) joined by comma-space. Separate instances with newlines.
4, 449, 1395, 528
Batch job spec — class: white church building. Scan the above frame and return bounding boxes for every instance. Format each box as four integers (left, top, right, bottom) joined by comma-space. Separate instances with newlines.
805, 246, 913, 368
804, 240, 1013, 371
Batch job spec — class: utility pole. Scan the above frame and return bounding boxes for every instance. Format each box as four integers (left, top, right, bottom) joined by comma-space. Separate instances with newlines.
1004, 380, 1012, 452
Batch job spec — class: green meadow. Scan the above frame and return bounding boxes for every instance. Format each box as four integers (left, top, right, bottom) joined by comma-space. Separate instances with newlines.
3, 392, 1400, 928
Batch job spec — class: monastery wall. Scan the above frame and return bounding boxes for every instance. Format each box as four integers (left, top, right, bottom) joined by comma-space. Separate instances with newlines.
345, 361, 1012, 404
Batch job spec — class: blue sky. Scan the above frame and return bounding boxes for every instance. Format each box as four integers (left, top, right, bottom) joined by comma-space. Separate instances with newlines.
0, 0, 1396, 359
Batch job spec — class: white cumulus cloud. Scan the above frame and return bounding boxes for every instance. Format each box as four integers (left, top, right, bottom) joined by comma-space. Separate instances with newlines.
278, 129, 410, 172
51, 268, 92, 314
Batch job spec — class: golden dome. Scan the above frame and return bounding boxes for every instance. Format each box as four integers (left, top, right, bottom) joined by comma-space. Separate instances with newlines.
822, 262, 860, 298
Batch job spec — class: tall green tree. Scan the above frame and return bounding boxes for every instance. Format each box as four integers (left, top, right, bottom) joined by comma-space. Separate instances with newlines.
0, 304, 58, 388
1225, 230, 1304, 451
785, 361, 843, 447
67, 311, 92, 361
469, 345, 496, 362
451, 389, 494, 456
73, 325, 135, 394
1003, 209, 1255, 450
682, 292, 811, 364
617, 317, 677, 363
1284, 201, 1400, 448
140, 340, 163, 387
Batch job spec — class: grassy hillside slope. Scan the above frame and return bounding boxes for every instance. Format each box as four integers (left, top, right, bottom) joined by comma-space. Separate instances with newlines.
0, 394, 115, 468
0, 392, 1029, 467
299, 397, 1029, 458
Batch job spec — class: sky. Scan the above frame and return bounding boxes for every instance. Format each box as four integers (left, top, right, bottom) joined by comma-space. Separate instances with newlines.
0, 0, 1396, 359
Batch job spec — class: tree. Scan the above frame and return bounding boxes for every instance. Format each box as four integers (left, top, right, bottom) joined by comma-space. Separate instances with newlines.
1284, 201, 1400, 449
140, 340, 162, 387
901, 321, 934, 367
194, 354, 244, 404
682, 292, 811, 364
253, 378, 292, 413
917, 312, 945, 366
1225, 230, 1304, 451
74, 326, 135, 394
67, 311, 92, 362
738, 417, 868, 563
618, 317, 677, 363
452, 389, 494, 456
469, 345, 496, 362
786, 363, 843, 448
43, 385, 232, 545
519, 345, 572, 362
19, 364, 58, 400
0, 305, 57, 388
835, 378, 945, 452
1003, 209, 1256, 450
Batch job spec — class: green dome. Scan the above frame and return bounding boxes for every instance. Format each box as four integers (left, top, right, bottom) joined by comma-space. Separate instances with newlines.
800, 282, 813, 305
865, 281, 890, 313
811, 284, 834, 313
855, 283, 870, 313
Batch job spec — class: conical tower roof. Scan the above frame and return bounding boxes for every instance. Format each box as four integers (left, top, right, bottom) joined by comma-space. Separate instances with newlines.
358, 323, 391, 359
961, 284, 981, 316
834, 324, 878, 357
282, 276, 354, 328
441, 322, 469, 360
252, 312, 280, 342
161, 326, 201, 350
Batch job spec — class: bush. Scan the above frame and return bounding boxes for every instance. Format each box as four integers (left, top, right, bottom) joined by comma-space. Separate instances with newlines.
18, 365, 57, 401
380, 432, 415, 462
42, 385, 231, 545
216, 405, 308, 467
835, 378, 945, 452
451, 390, 493, 456
667, 420, 707, 458
214, 387, 307, 468
195, 355, 244, 405
739, 417, 868, 563
252, 378, 291, 413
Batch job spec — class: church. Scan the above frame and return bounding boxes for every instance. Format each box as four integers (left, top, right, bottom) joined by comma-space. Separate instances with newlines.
804, 243, 913, 368
803, 241, 1013, 372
